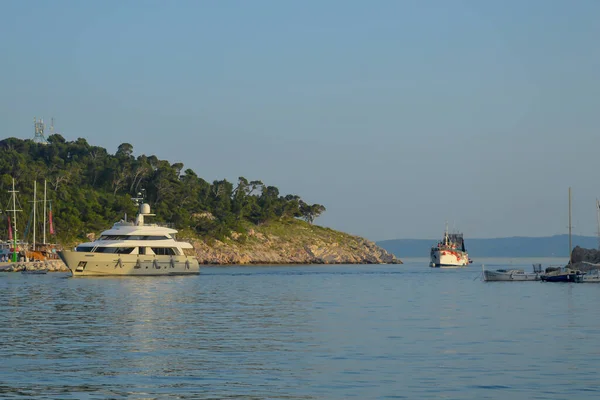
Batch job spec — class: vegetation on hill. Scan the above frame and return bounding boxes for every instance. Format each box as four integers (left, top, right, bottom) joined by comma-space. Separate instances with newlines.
0, 135, 326, 246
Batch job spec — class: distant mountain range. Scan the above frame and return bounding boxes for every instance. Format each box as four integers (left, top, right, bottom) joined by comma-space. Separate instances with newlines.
376, 235, 599, 258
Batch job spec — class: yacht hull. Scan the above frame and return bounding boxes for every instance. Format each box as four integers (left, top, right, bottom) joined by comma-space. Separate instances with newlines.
58, 250, 200, 277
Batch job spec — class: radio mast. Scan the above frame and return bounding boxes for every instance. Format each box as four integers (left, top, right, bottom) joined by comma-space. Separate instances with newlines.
32, 117, 49, 144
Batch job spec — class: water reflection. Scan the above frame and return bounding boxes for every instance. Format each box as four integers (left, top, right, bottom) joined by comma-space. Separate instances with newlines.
1, 261, 600, 399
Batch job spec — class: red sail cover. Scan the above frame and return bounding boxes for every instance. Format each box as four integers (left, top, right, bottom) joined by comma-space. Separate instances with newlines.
49, 206, 55, 235
7, 216, 12, 241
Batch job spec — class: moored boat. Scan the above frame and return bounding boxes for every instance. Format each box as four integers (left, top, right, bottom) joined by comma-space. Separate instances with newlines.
21, 266, 48, 275
482, 263, 542, 282
540, 266, 584, 282
575, 269, 600, 283
58, 198, 200, 277
540, 188, 582, 283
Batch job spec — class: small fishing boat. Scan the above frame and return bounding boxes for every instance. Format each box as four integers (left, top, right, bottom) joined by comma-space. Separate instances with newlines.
482, 264, 542, 282
21, 266, 48, 275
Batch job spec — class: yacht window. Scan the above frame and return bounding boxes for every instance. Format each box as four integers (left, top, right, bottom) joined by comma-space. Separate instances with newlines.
99, 235, 123, 240
91, 247, 134, 254
127, 235, 170, 240
115, 247, 135, 254
151, 247, 176, 255
76, 246, 92, 252
98, 235, 169, 241
139, 247, 146, 255
92, 247, 115, 253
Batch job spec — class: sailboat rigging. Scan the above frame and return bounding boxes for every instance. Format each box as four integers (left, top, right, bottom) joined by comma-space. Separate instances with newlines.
5, 178, 22, 263
541, 187, 584, 282
2, 179, 58, 265
23, 179, 57, 259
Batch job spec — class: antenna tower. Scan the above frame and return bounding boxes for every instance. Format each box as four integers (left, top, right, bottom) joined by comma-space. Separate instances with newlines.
33, 117, 49, 144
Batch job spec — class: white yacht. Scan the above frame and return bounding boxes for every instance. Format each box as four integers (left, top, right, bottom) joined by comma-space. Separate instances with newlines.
58, 202, 200, 277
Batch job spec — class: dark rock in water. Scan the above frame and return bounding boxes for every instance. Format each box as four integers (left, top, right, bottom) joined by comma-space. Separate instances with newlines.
570, 246, 600, 272
571, 246, 600, 264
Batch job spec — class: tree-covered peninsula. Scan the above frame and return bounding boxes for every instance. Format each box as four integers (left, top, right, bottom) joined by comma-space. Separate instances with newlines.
0, 135, 400, 264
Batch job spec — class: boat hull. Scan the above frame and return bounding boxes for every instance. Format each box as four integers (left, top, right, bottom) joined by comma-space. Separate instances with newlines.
430, 249, 469, 268
483, 270, 540, 282
575, 274, 600, 283
540, 273, 580, 282
58, 250, 200, 277
21, 269, 48, 275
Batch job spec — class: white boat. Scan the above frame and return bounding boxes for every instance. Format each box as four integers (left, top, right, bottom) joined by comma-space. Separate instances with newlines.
482, 264, 542, 282
58, 200, 200, 277
430, 224, 470, 268
575, 269, 600, 283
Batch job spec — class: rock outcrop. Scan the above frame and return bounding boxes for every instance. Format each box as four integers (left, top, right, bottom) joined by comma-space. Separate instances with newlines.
569, 246, 600, 271
191, 222, 402, 265
0, 260, 68, 272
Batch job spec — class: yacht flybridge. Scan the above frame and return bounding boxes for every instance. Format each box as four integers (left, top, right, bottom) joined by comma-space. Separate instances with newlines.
58, 202, 200, 276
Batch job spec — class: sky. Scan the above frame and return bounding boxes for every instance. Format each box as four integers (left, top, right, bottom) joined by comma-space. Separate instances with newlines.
1, 0, 599, 241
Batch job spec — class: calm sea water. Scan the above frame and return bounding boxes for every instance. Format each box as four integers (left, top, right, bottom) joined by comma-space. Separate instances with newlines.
1, 258, 600, 399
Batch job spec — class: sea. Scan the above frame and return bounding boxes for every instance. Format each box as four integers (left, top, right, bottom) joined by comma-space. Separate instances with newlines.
1, 257, 600, 400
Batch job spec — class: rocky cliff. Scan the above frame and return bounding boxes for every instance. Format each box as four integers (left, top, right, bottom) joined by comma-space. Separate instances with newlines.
190, 220, 402, 265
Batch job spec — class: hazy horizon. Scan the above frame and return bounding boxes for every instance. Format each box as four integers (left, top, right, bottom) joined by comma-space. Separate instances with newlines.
377, 233, 598, 242
2, 1, 599, 242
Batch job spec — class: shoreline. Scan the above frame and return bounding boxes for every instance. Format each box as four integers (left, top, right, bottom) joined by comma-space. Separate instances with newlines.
0, 259, 402, 272
0, 260, 68, 272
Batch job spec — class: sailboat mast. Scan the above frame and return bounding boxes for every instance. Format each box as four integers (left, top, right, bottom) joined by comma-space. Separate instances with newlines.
596, 199, 600, 251
33, 181, 36, 251
43, 180, 47, 245
9, 178, 19, 262
568, 187, 572, 265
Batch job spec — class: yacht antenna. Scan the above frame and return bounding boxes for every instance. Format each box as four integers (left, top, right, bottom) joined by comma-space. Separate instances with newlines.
131, 188, 146, 206
444, 221, 449, 245
131, 192, 144, 207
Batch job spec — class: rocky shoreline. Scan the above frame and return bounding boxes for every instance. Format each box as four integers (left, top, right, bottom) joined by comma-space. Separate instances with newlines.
0, 260, 69, 273
191, 227, 401, 265
0, 227, 402, 271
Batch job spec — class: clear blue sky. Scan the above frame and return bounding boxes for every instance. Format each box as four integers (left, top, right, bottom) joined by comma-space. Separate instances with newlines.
1, 1, 599, 241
